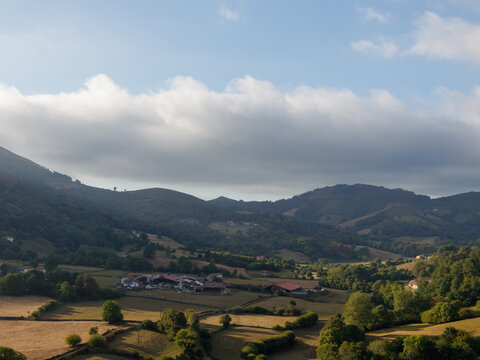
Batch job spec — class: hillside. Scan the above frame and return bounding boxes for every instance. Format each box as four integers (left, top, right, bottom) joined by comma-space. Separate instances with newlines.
2, 145, 480, 260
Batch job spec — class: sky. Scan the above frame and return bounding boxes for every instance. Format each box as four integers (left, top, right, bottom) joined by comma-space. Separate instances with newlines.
1, 0, 480, 200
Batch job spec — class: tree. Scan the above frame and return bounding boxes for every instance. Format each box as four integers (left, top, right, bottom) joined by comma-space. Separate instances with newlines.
158, 308, 187, 336
219, 314, 232, 328
101, 300, 123, 323
89, 326, 98, 335
175, 328, 203, 359
0, 273, 25, 295
65, 334, 81, 347
87, 334, 107, 348
343, 292, 373, 330
143, 242, 155, 258
337, 341, 367, 360
0, 346, 26, 360
75, 274, 100, 300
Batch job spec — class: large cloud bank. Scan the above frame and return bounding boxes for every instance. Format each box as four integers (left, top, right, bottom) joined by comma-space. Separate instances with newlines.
1, 74, 480, 198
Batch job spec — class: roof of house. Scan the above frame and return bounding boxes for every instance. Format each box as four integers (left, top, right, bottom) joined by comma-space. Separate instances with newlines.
273, 281, 302, 291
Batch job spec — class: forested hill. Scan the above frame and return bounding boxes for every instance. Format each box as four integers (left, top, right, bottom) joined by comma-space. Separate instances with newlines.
210, 184, 431, 224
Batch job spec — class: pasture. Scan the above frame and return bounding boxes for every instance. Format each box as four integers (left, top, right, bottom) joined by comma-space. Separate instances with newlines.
200, 314, 298, 331
72, 355, 130, 360
130, 289, 260, 309
42, 296, 212, 321
0, 295, 52, 317
367, 317, 480, 340
0, 320, 116, 360
254, 297, 345, 320
210, 326, 280, 360
109, 329, 181, 359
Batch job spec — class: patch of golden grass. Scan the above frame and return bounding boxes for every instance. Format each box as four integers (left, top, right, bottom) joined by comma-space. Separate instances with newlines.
110, 329, 181, 359
0, 295, 52, 317
396, 261, 416, 271
200, 314, 298, 331
254, 297, 345, 320
275, 249, 310, 263
211, 327, 280, 360
270, 322, 324, 360
0, 320, 115, 360
43, 297, 212, 321
367, 317, 480, 340
72, 355, 130, 360
57, 264, 104, 272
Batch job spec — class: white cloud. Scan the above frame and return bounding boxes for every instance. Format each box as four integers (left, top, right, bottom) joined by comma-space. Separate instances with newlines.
358, 7, 389, 23
218, 5, 240, 22
408, 11, 480, 62
1, 74, 480, 198
351, 38, 399, 57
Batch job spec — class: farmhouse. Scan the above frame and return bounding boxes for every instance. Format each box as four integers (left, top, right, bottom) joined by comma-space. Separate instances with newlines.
263, 281, 303, 295
17, 266, 34, 273
121, 276, 142, 289
261, 270, 273, 277
200, 282, 227, 294
207, 273, 223, 281
2, 236, 14, 243
408, 280, 418, 290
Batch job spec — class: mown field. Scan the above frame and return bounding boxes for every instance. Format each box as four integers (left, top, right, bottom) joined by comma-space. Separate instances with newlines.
42, 296, 212, 321
0, 295, 51, 317
72, 355, 130, 360
109, 329, 181, 359
254, 297, 345, 320
0, 320, 116, 360
367, 317, 480, 340
200, 314, 298, 331
210, 326, 280, 360
128, 289, 260, 309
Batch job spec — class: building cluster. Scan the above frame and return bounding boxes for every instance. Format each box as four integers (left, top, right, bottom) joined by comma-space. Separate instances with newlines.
17, 266, 46, 274
407, 277, 432, 290
262, 281, 324, 297
119, 273, 227, 294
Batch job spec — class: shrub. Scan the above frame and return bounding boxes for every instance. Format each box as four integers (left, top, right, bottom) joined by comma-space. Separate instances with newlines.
101, 300, 123, 323
89, 326, 99, 335
31, 300, 60, 319
141, 319, 157, 331
158, 308, 187, 336
240, 331, 295, 359
0, 346, 27, 360
65, 334, 81, 347
219, 314, 232, 328
87, 334, 107, 348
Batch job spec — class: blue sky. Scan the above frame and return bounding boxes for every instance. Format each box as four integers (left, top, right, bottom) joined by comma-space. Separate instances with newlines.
1, 1, 480, 200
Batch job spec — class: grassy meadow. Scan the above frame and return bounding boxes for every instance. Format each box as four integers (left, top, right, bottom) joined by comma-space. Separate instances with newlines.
0, 320, 116, 360
0, 295, 52, 317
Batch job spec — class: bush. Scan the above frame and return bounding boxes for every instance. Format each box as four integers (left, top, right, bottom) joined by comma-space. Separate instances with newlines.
31, 300, 60, 319
240, 331, 295, 359
219, 314, 232, 328
65, 334, 81, 347
87, 334, 106, 348
157, 308, 187, 336
89, 326, 99, 335
101, 300, 123, 323
141, 319, 157, 331
0, 346, 27, 360
283, 310, 318, 330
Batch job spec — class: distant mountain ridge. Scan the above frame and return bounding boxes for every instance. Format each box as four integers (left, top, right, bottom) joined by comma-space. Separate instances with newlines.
2, 145, 480, 259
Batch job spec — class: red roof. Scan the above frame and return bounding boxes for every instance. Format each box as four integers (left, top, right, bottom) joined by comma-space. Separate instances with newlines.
273, 281, 302, 291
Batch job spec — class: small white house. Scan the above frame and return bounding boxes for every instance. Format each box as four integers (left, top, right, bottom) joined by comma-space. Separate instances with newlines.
2, 236, 14, 243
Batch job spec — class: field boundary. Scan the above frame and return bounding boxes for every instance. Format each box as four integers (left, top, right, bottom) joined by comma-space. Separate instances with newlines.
125, 294, 224, 309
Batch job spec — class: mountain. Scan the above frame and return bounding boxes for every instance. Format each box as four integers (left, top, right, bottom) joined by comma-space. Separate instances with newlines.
2, 145, 480, 261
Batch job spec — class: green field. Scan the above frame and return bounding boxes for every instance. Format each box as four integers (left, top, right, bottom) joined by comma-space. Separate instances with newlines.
130, 289, 261, 309
110, 329, 182, 359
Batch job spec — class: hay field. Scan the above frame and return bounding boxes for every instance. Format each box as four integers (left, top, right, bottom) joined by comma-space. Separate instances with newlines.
110, 329, 181, 359
200, 314, 298, 331
367, 317, 480, 340
0, 320, 115, 360
132, 289, 260, 309
73, 355, 130, 360
43, 296, 212, 321
57, 264, 104, 272
211, 326, 280, 360
270, 322, 323, 360
254, 297, 345, 320
0, 295, 52, 317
